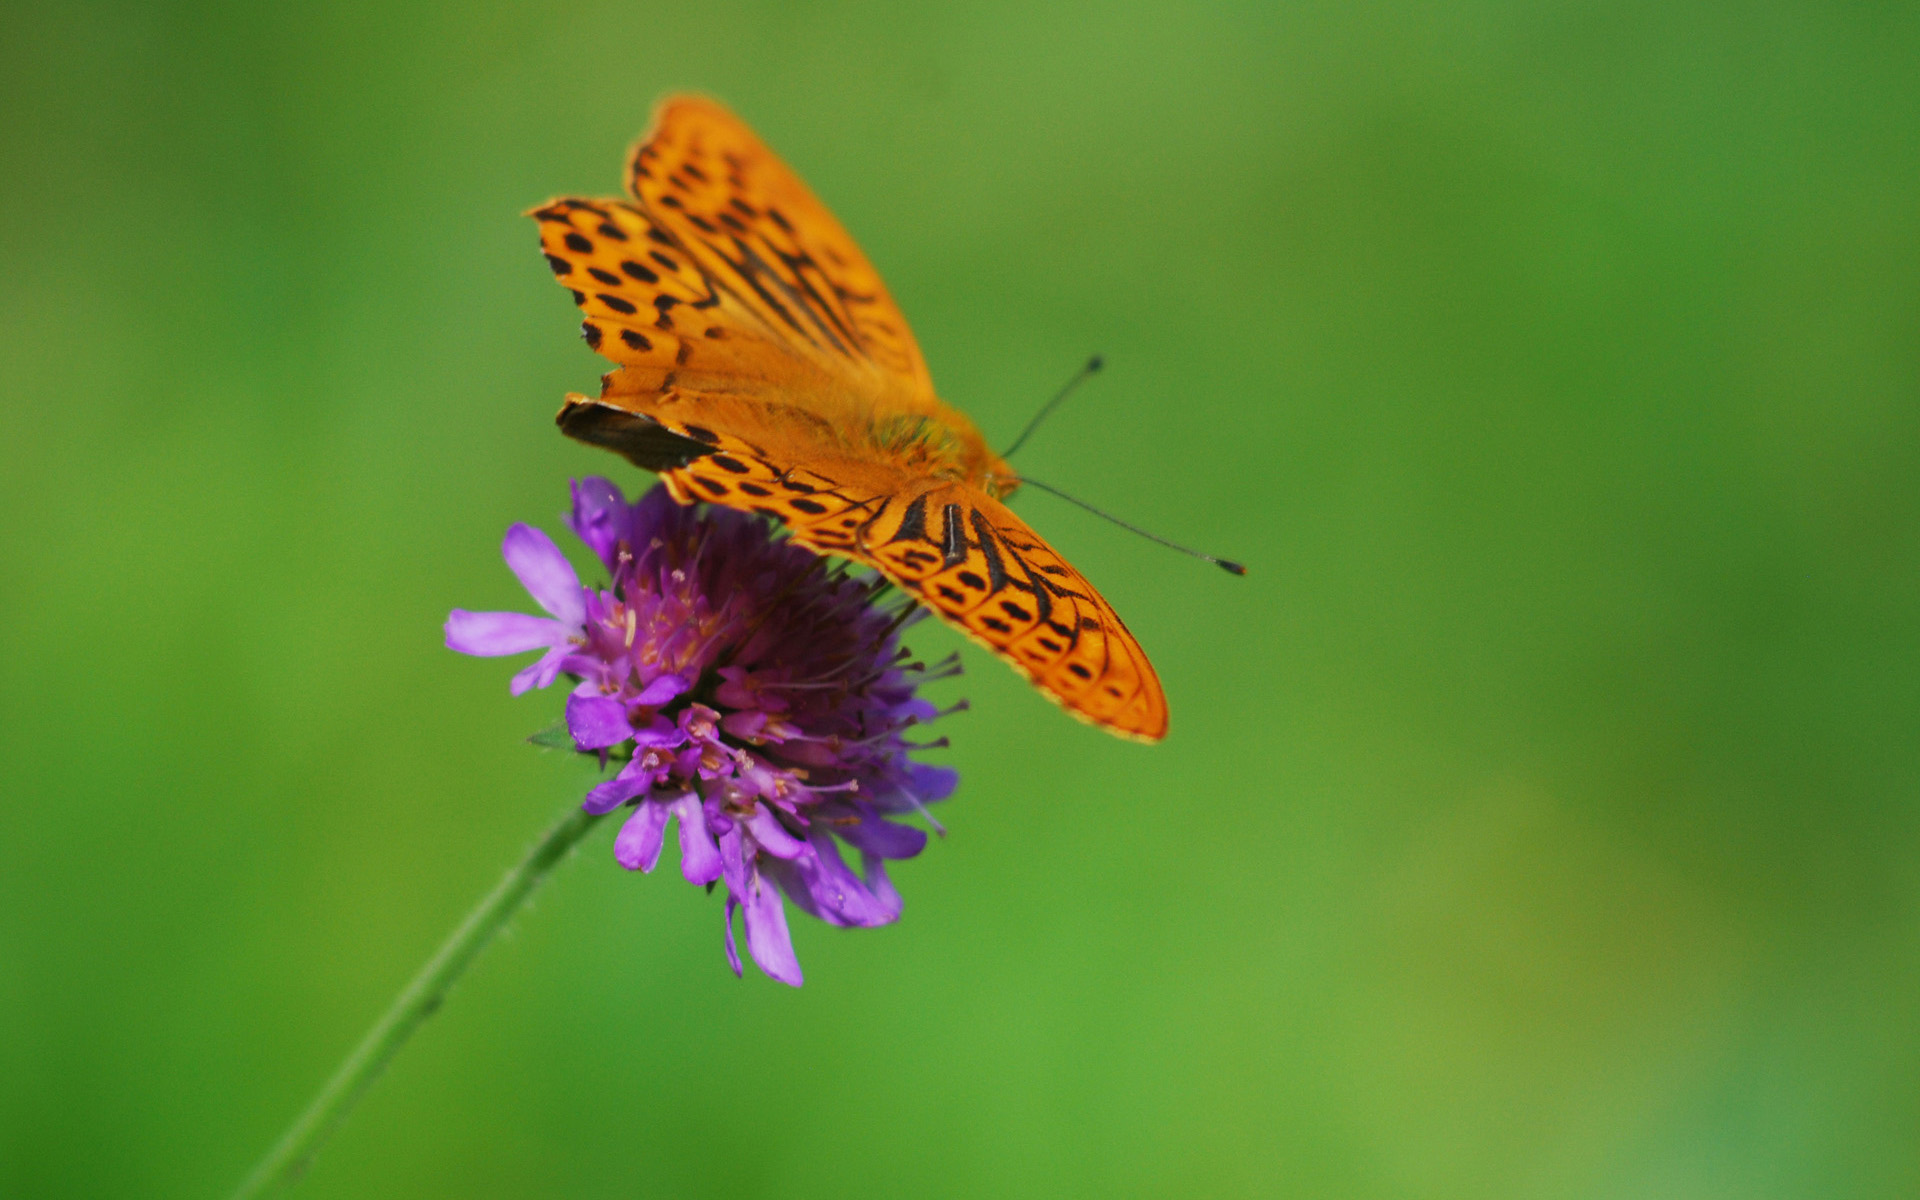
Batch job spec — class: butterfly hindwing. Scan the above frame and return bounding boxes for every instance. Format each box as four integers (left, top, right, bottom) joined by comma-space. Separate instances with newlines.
864, 486, 1169, 742
660, 445, 1170, 741
664, 445, 897, 562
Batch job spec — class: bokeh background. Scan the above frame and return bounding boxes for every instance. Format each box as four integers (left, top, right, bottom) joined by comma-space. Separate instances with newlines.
4, 1, 1918, 1196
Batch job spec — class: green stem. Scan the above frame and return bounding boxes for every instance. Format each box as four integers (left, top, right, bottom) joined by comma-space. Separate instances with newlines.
232, 804, 612, 1198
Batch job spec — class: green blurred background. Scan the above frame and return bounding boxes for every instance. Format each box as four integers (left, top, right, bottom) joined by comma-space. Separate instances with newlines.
4, 0, 1918, 1195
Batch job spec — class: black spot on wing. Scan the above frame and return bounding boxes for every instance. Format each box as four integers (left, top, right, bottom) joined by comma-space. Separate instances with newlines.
968, 510, 1011, 594
888, 495, 930, 545
989, 532, 1057, 628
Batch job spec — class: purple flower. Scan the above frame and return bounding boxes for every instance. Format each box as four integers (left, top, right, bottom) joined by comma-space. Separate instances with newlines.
446, 479, 961, 985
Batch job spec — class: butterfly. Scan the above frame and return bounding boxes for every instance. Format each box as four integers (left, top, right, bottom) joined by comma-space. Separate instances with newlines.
530, 96, 1168, 741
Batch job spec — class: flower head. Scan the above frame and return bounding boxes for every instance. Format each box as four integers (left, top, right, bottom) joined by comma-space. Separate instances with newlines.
447, 479, 960, 985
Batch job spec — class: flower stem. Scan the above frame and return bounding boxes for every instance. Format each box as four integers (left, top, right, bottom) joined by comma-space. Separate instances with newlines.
232, 804, 611, 1198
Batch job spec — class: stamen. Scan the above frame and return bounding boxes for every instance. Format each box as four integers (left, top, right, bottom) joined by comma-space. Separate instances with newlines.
898, 784, 947, 838
876, 601, 921, 643
799, 779, 861, 795
917, 657, 964, 683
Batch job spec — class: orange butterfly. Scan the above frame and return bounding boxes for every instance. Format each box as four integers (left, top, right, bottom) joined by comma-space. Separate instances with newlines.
530, 96, 1168, 741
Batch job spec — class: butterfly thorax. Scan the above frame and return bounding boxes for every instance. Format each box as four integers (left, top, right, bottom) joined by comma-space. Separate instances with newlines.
865, 401, 1017, 500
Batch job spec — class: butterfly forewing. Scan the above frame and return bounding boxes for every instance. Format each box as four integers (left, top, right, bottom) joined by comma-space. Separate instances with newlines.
532, 196, 845, 398
626, 97, 936, 404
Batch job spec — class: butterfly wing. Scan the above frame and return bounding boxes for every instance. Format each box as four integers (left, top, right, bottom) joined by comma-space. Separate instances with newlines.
531, 193, 850, 402
593, 429, 1166, 741
531, 96, 958, 463
625, 96, 936, 405
862, 485, 1170, 742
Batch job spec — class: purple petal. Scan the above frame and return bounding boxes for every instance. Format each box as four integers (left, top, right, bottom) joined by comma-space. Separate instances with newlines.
582, 769, 652, 815
723, 895, 743, 978
631, 481, 683, 529
501, 524, 586, 626
743, 875, 803, 986
678, 704, 720, 741
633, 673, 690, 707
794, 834, 899, 927
717, 825, 750, 896
675, 793, 723, 884
509, 645, 570, 696
630, 714, 686, 750
908, 764, 960, 802
713, 669, 758, 710
567, 477, 629, 572
721, 709, 768, 741
445, 610, 564, 657
763, 857, 821, 921
779, 739, 841, 768
893, 697, 940, 724
862, 853, 902, 914
566, 693, 632, 750
746, 806, 807, 860
840, 815, 928, 860
614, 800, 670, 870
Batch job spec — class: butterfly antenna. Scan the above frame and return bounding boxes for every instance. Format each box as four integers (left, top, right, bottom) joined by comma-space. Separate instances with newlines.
1001, 355, 1104, 459
1017, 476, 1248, 575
